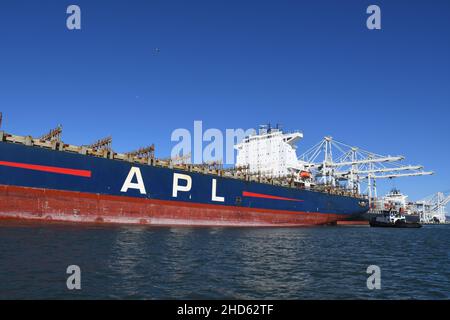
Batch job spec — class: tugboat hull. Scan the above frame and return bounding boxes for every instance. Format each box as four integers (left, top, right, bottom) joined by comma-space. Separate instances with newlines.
369, 220, 422, 228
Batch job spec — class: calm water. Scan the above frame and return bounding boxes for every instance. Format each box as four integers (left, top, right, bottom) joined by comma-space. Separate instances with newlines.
0, 220, 449, 299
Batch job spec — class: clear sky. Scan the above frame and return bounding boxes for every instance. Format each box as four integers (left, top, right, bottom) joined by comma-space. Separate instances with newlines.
0, 0, 449, 201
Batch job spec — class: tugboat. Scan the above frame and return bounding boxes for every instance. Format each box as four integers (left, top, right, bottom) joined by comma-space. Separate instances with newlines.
365, 189, 421, 223
369, 209, 422, 228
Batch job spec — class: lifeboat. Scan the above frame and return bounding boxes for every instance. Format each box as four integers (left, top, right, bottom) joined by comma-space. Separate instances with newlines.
299, 171, 311, 179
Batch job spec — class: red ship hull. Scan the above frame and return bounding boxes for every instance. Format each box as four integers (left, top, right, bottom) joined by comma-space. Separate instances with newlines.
0, 185, 347, 227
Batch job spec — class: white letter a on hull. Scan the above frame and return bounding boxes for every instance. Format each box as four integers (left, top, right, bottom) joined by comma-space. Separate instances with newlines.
121, 167, 147, 194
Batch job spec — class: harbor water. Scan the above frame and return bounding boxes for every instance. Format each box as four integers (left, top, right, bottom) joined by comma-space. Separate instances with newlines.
0, 220, 449, 299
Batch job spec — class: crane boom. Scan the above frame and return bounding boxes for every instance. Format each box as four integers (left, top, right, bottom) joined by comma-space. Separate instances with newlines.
334, 165, 424, 176
303, 156, 404, 169
442, 196, 450, 207
362, 171, 434, 179
330, 156, 404, 167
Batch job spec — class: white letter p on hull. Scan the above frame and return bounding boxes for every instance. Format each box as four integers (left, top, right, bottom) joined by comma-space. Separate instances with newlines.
172, 173, 192, 197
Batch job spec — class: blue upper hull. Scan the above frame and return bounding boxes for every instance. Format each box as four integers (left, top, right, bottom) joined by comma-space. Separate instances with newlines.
0, 142, 369, 216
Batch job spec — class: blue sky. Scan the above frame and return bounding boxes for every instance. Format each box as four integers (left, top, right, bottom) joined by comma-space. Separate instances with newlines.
0, 0, 449, 200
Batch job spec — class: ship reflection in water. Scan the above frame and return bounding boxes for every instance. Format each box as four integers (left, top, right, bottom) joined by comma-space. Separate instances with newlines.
0, 220, 449, 299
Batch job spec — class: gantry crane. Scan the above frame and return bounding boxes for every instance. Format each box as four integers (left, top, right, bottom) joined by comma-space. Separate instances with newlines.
414, 192, 450, 223
298, 136, 433, 201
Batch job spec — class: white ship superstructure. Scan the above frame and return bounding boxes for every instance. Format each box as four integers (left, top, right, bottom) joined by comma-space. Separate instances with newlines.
372, 189, 408, 212
235, 125, 303, 178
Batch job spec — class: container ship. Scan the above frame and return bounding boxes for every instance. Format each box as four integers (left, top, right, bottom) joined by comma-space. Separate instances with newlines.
0, 120, 369, 227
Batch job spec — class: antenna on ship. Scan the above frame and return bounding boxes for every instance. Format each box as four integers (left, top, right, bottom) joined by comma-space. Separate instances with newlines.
39, 125, 63, 142
86, 136, 113, 152
0, 112, 2, 129
259, 123, 269, 134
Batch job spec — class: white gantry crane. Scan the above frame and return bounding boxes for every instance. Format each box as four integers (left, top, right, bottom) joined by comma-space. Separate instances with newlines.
298, 136, 433, 202
414, 192, 450, 223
